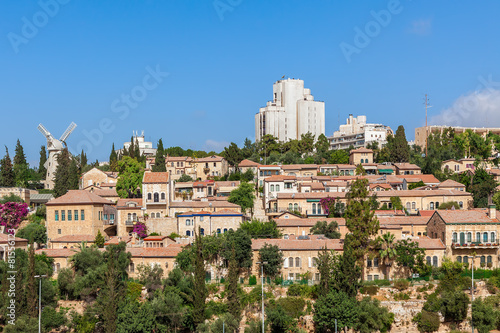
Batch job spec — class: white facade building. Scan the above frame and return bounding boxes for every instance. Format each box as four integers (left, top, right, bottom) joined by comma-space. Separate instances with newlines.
118, 131, 157, 157
255, 79, 325, 142
328, 115, 393, 150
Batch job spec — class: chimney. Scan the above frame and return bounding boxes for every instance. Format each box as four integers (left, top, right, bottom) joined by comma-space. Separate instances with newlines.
489, 204, 497, 220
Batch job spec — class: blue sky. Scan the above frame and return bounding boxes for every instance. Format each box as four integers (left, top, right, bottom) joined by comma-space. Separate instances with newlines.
2, 0, 500, 166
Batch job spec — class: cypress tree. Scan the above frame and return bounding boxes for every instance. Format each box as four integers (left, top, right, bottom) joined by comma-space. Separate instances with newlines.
390, 125, 410, 163
13, 139, 29, 187
129, 136, 135, 159
109, 143, 118, 172
1, 147, 15, 187
68, 157, 80, 190
38, 146, 47, 180
80, 149, 88, 168
226, 245, 240, 320
193, 228, 207, 327
53, 149, 72, 197
152, 139, 166, 172
134, 138, 141, 162
27, 244, 37, 317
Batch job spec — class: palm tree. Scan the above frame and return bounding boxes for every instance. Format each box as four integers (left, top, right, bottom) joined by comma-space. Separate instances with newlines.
377, 232, 398, 280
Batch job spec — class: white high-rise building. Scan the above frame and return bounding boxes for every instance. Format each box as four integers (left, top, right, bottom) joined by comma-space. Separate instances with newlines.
255, 78, 325, 142
328, 115, 393, 150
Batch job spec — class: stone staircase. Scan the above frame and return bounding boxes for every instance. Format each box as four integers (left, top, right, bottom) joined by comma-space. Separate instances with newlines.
252, 196, 268, 222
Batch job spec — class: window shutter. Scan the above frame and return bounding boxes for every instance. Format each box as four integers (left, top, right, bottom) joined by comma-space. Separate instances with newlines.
284, 258, 288, 268
308, 257, 312, 268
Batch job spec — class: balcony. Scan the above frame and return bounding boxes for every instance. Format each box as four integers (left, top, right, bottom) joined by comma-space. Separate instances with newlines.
103, 219, 115, 226
126, 220, 138, 226
451, 239, 500, 249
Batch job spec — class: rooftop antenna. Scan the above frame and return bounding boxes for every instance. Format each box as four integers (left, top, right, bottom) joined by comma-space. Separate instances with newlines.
424, 94, 433, 157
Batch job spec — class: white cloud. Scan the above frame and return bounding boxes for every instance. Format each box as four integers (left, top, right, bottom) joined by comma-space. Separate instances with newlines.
409, 19, 432, 36
430, 89, 500, 127
204, 139, 229, 152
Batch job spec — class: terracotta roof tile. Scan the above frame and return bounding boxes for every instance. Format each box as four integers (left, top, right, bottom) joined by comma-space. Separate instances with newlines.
105, 236, 132, 245
350, 147, 373, 154
264, 175, 296, 182
238, 159, 261, 167
46, 190, 114, 206
51, 234, 95, 243
116, 198, 142, 209
127, 246, 183, 258
0, 234, 28, 243
414, 236, 446, 250
275, 217, 346, 227
35, 248, 78, 257
195, 155, 224, 163
377, 216, 430, 225
394, 163, 422, 170
251, 238, 344, 251
435, 210, 497, 224
418, 210, 436, 217
396, 174, 440, 184
143, 172, 169, 183
438, 179, 466, 188
281, 164, 318, 170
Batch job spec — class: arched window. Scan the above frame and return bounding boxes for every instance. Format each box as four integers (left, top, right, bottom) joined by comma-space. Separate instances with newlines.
483, 232, 488, 243
294, 203, 298, 211
491, 232, 495, 243
487, 256, 492, 264
186, 230, 191, 236
432, 256, 438, 267
430, 202, 434, 210
374, 258, 379, 267
200, 228, 205, 236
288, 257, 294, 267
452, 232, 457, 243
161, 192, 165, 200
148, 193, 152, 200
289, 203, 293, 211
270, 185, 275, 191
459, 201, 463, 208
467, 232, 472, 243
456, 256, 462, 263
223, 228, 228, 233
132, 213, 137, 221
295, 257, 301, 267
128, 213, 131, 221
406, 202, 411, 210
477, 232, 481, 242
156, 212, 160, 218
217, 228, 221, 234
481, 256, 486, 264
154, 193, 159, 202
318, 204, 322, 215
435, 202, 440, 208
426, 256, 431, 265
186, 219, 191, 226
463, 256, 469, 264
460, 232, 465, 245
276, 185, 280, 192
312, 203, 316, 215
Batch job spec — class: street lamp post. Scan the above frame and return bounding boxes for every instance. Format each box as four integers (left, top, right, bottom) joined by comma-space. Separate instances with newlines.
35, 274, 47, 333
257, 261, 268, 333
468, 256, 476, 333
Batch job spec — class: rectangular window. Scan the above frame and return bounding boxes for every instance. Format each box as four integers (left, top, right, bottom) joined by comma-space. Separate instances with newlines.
61, 210, 65, 221
81, 210, 85, 220
110, 214, 115, 220
74, 210, 78, 221
104, 214, 108, 220
68, 210, 72, 221
55, 210, 59, 221
58, 229, 61, 234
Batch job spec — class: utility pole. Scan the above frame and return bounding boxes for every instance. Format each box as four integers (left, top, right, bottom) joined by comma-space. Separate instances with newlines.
35, 274, 48, 333
257, 261, 268, 333
425, 94, 429, 157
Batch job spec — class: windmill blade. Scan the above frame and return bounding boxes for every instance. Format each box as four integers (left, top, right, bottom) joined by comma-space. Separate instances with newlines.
59, 122, 77, 142
38, 123, 52, 138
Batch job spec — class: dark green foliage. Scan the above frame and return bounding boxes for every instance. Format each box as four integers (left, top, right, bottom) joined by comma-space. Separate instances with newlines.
437, 201, 461, 210
266, 303, 298, 333
240, 219, 281, 239
94, 230, 105, 248
471, 297, 497, 333
394, 239, 426, 278
388, 125, 410, 163
3, 315, 38, 332
58, 267, 75, 299
116, 156, 144, 198
226, 245, 240, 320
413, 310, 440, 333
54, 148, 79, 197
310, 220, 341, 239
274, 297, 306, 318
109, 143, 118, 171
440, 291, 469, 323
223, 228, 253, 269
137, 263, 164, 294
0, 193, 23, 203
469, 167, 498, 208
193, 230, 207, 326
248, 275, 257, 285
228, 181, 255, 214
258, 244, 284, 278
13, 139, 30, 187
41, 306, 67, 332
1, 146, 15, 186
16, 222, 47, 245
177, 173, 193, 182
152, 138, 166, 172
328, 149, 349, 165
314, 290, 359, 333
222, 142, 243, 167
116, 301, 160, 333
197, 312, 240, 333
354, 297, 394, 333
408, 180, 426, 190
287, 284, 318, 298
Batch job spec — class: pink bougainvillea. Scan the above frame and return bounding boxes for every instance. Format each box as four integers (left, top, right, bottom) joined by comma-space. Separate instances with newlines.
0, 202, 29, 232
319, 196, 337, 216
132, 221, 147, 238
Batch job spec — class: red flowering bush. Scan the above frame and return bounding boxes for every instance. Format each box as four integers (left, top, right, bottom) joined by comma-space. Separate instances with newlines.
0, 202, 29, 231
132, 221, 147, 238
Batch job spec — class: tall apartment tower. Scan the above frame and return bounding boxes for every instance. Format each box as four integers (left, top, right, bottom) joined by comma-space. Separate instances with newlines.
255, 78, 325, 142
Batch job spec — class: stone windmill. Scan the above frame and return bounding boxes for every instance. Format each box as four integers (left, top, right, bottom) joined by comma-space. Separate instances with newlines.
37, 122, 77, 189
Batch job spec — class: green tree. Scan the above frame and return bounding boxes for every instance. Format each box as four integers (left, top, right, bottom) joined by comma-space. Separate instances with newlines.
116, 156, 144, 198
3, 315, 38, 333
27, 245, 37, 317
469, 167, 498, 208
223, 228, 253, 270
226, 245, 240, 320
94, 230, 105, 248
299, 132, 315, 155
1, 147, 15, 187
440, 290, 469, 324
377, 232, 398, 280
266, 304, 297, 333
240, 219, 281, 238
258, 243, 283, 278
152, 138, 166, 172
228, 181, 255, 214
116, 301, 159, 333
80, 149, 88, 169
109, 143, 118, 172
471, 297, 497, 333
177, 173, 193, 182
137, 263, 164, 294
413, 310, 440, 333
222, 142, 243, 167
389, 125, 410, 163
329, 149, 349, 165
38, 145, 47, 180
345, 177, 379, 269
193, 229, 207, 327
408, 180, 425, 190
390, 196, 403, 210
13, 139, 30, 187
354, 297, 394, 333
16, 222, 47, 247
310, 220, 341, 239
314, 290, 359, 333
315, 134, 330, 156
394, 239, 426, 278
53, 148, 76, 197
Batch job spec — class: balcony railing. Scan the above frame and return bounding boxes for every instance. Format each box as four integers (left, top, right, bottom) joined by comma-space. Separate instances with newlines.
103, 220, 115, 226
452, 239, 500, 249
126, 219, 138, 226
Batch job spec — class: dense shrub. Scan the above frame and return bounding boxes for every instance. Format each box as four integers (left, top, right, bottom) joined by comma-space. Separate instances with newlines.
364, 279, 391, 287
394, 279, 410, 291
287, 284, 317, 298
394, 292, 410, 301
413, 310, 440, 333
205, 300, 227, 317
423, 292, 442, 313
249, 275, 257, 285
275, 297, 306, 318
360, 285, 379, 295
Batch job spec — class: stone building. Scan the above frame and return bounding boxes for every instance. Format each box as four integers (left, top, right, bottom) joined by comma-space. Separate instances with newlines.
142, 172, 170, 219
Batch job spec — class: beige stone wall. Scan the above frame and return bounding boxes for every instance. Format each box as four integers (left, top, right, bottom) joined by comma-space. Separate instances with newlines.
116, 207, 143, 238
46, 204, 104, 241
349, 152, 373, 165
127, 257, 177, 278
177, 215, 243, 238
145, 217, 178, 236
0, 187, 30, 204
194, 159, 228, 180
81, 168, 115, 189
51, 257, 72, 278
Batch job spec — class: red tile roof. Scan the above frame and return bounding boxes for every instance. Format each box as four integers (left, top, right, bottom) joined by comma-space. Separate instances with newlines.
414, 236, 446, 250
0, 233, 28, 243
143, 172, 169, 183
275, 217, 346, 227
238, 159, 261, 167
105, 236, 132, 245
195, 155, 224, 163
397, 174, 440, 184
116, 198, 142, 209
143, 235, 170, 241
46, 190, 114, 206
418, 210, 436, 217
36, 248, 78, 258
438, 179, 466, 188
281, 164, 318, 170
127, 246, 183, 258
51, 234, 95, 243
377, 216, 430, 225
394, 163, 422, 170
435, 210, 498, 224
264, 175, 296, 182
350, 147, 373, 154
251, 238, 344, 251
